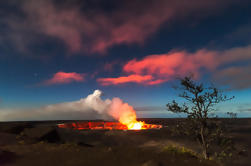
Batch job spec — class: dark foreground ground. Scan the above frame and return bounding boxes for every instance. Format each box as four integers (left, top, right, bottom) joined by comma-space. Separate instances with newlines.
0, 118, 250, 166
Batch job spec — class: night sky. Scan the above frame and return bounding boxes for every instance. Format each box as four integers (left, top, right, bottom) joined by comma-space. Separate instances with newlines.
1, 0, 251, 120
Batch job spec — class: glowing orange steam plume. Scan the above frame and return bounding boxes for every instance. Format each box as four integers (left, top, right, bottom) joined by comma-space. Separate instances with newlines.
108, 98, 145, 130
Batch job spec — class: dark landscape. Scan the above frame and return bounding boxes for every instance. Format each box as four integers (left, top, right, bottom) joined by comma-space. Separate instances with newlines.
1, 1, 251, 166
0, 118, 250, 166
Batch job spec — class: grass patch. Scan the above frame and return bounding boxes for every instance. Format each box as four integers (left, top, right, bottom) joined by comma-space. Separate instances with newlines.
162, 145, 197, 157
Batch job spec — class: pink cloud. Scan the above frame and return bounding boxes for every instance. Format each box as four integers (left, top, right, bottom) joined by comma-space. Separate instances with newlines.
103, 61, 120, 72
97, 45, 251, 86
125, 49, 219, 78
97, 74, 153, 86
43, 72, 85, 85
22, 0, 172, 54
2, 0, 238, 55
98, 50, 217, 85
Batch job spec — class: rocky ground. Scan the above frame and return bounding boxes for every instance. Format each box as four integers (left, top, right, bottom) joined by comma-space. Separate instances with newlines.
0, 118, 250, 166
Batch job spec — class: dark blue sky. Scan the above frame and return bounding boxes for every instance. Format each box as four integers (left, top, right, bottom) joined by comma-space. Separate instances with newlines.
1, 0, 251, 120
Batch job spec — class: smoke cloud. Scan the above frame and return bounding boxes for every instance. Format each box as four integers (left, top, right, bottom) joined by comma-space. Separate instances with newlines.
0, 0, 240, 55
0, 90, 138, 122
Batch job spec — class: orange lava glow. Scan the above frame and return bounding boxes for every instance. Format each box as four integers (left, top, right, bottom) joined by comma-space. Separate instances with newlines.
128, 121, 144, 130
57, 121, 162, 130
57, 98, 162, 130
107, 97, 154, 130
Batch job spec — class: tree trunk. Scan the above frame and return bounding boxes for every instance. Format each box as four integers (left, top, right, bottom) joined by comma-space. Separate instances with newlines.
202, 148, 208, 160
200, 126, 208, 159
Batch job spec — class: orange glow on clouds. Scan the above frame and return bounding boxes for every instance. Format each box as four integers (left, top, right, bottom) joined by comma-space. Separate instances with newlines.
98, 49, 217, 86
44, 72, 85, 85
97, 74, 153, 85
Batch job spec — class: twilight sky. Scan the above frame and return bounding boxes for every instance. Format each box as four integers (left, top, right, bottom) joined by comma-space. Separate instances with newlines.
1, 0, 251, 120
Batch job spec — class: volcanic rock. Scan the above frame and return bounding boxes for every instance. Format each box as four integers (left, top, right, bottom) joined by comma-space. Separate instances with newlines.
0, 132, 18, 146
141, 160, 159, 166
0, 122, 34, 134
21, 126, 61, 143
0, 149, 18, 165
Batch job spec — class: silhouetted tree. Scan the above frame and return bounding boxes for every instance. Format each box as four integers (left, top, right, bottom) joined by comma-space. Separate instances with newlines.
167, 76, 234, 159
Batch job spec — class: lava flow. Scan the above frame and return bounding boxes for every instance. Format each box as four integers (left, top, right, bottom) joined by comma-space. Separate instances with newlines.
58, 90, 162, 130
106, 97, 155, 130
58, 121, 162, 130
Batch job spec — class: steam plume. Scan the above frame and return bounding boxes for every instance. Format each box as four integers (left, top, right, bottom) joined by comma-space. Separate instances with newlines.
0, 90, 138, 122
